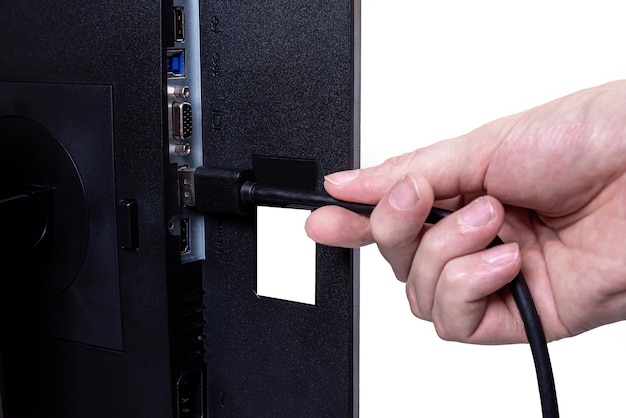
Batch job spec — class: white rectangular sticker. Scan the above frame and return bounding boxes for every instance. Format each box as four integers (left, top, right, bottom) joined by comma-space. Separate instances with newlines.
256, 206, 316, 305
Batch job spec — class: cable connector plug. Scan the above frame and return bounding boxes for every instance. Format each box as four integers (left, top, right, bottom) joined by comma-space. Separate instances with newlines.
179, 165, 378, 216
178, 166, 254, 215
180, 165, 454, 222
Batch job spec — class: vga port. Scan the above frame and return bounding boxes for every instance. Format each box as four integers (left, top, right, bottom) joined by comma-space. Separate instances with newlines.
172, 101, 192, 140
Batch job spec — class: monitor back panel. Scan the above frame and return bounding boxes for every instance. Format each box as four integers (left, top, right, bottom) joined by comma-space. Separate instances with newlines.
200, 2, 360, 416
0, 1, 359, 417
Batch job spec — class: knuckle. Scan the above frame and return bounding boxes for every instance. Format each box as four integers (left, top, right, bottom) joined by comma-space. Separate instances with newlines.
409, 301, 430, 321
371, 224, 417, 249
433, 321, 457, 342
383, 152, 415, 170
392, 266, 409, 283
440, 264, 472, 289
406, 286, 431, 321
370, 222, 393, 246
432, 310, 465, 342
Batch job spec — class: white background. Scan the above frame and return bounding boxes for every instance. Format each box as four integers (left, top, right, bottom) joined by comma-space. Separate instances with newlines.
358, 1, 626, 417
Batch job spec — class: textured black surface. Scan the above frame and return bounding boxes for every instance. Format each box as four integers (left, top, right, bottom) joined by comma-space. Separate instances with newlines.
0, 2, 177, 417
0, 0, 360, 416
200, 1, 360, 417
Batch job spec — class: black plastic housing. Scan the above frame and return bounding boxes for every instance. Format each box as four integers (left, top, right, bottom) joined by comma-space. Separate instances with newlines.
192, 166, 254, 215
0, 2, 201, 417
200, 2, 360, 416
0, 1, 360, 417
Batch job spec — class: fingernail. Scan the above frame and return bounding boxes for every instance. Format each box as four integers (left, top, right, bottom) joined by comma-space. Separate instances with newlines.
324, 169, 360, 185
459, 196, 495, 228
482, 243, 519, 265
389, 175, 421, 210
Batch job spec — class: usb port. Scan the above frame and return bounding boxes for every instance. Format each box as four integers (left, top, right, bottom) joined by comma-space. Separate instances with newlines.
173, 101, 193, 140
180, 218, 191, 254
167, 50, 185, 77
174, 7, 185, 42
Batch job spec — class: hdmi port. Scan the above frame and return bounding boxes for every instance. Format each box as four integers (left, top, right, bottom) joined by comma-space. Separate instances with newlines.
180, 217, 190, 254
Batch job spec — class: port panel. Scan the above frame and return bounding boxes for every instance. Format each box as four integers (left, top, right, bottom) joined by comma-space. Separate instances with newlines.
166, 0, 205, 264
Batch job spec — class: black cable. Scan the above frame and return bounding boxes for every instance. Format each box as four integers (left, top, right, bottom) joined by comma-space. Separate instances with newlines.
507, 264, 559, 418
241, 182, 559, 418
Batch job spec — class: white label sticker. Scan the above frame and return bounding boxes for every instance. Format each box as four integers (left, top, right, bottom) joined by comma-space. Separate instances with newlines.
256, 206, 316, 305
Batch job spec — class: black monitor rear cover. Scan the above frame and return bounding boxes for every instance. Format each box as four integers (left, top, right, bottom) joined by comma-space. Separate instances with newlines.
0, 1, 360, 417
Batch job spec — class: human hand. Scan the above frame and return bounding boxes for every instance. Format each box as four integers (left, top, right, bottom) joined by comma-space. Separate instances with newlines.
305, 80, 626, 344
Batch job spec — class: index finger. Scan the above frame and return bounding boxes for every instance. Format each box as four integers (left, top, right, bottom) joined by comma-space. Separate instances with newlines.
323, 133, 500, 204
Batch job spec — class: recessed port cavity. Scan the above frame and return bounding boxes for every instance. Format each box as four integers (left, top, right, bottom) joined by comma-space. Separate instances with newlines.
177, 369, 204, 418
180, 217, 190, 254
167, 50, 185, 77
172, 101, 193, 140
174, 7, 185, 42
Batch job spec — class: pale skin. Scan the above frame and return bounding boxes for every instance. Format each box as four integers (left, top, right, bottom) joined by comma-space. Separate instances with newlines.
305, 80, 626, 345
